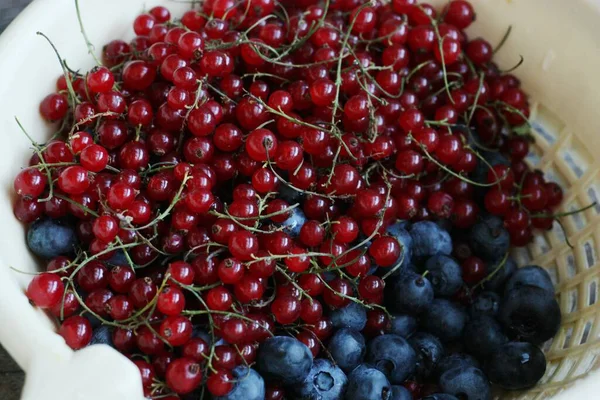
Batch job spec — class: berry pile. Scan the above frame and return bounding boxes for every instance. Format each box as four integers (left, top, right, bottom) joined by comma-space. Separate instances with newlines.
15, 0, 575, 399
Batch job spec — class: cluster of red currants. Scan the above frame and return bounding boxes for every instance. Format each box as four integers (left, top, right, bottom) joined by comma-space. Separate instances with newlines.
14, 0, 565, 398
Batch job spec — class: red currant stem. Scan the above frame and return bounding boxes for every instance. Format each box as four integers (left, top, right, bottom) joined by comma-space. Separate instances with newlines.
255, 118, 276, 131
466, 73, 486, 126
318, 275, 372, 308
130, 174, 191, 231
498, 55, 524, 74
266, 162, 345, 199
494, 25, 513, 54
554, 218, 575, 249
242, 71, 290, 83
36, 32, 80, 107
248, 251, 332, 265
325, 145, 344, 188
361, 162, 379, 185
376, 162, 415, 181
275, 266, 314, 303
425, 12, 454, 104
206, 81, 237, 105
182, 308, 260, 327
472, 252, 509, 291
418, 142, 501, 188
15, 117, 55, 202
531, 202, 597, 219
492, 101, 532, 128
210, 209, 276, 234
140, 162, 177, 177
114, 237, 137, 269
330, 2, 370, 129
465, 144, 509, 189
381, 251, 407, 280
462, 53, 477, 76
69, 284, 124, 328
178, 282, 221, 293
55, 193, 99, 217
74, 0, 102, 66
406, 60, 435, 83
427, 80, 462, 103
178, 79, 207, 151
67, 112, 117, 136
184, 244, 226, 262
345, 44, 399, 100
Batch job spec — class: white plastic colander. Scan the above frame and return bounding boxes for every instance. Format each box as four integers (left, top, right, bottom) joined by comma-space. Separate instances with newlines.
0, 0, 599, 399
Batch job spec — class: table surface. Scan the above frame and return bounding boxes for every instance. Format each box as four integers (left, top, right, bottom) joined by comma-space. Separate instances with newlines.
1, 1, 37, 399
0, 345, 24, 400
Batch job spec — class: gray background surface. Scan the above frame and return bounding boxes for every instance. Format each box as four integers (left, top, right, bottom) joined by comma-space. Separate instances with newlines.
1, 2, 34, 399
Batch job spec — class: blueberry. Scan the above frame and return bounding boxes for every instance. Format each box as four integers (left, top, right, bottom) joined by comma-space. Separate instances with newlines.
436, 353, 480, 379
328, 328, 366, 373
390, 385, 413, 400
345, 364, 392, 400
482, 256, 517, 292
386, 222, 413, 269
462, 316, 507, 358
278, 207, 306, 237
330, 302, 367, 331
191, 326, 211, 344
107, 249, 129, 266
408, 332, 444, 379
89, 325, 114, 347
499, 285, 561, 344
296, 358, 347, 400
420, 299, 467, 342
366, 334, 417, 384
409, 222, 452, 263
469, 291, 501, 318
469, 216, 510, 260
438, 366, 491, 400
504, 265, 554, 296
257, 336, 313, 385
385, 272, 434, 314
213, 366, 265, 400
278, 182, 304, 205
26, 219, 78, 259
422, 394, 459, 400
472, 151, 509, 186
424, 255, 463, 297
484, 342, 547, 390
388, 314, 417, 338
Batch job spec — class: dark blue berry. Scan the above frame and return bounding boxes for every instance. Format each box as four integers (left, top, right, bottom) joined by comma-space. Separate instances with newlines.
296, 358, 347, 400
385, 272, 434, 314
279, 207, 306, 237
484, 342, 547, 390
504, 265, 554, 296
27, 219, 78, 259
345, 364, 392, 400
438, 366, 491, 400
366, 334, 417, 384
482, 256, 516, 292
424, 255, 463, 296
388, 314, 417, 338
420, 299, 467, 342
89, 325, 114, 347
469, 215, 509, 260
390, 385, 413, 400
213, 366, 265, 400
469, 291, 501, 318
499, 285, 561, 344
408, 332, 444, 379
436, 353, 480, 379
408, 221, 452, 263
422, 394, 459, 400
462, 316, 507, 358
257, 336, 313, 385
330, 302, 367, 331
328, 328, 366, 373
